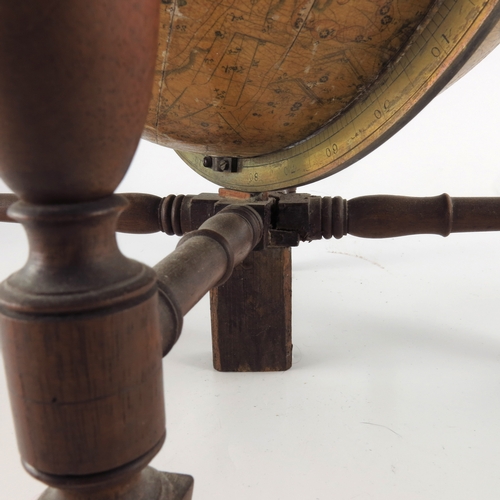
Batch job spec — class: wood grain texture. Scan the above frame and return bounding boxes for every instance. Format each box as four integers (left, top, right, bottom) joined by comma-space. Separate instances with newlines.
0, 196, 166, 477
1, 294, 165, 476
0, 0, 159, 203
0, 1, 166, 496
211, 247, 292, 372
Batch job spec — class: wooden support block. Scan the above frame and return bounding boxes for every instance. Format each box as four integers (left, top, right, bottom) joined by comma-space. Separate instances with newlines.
210, 247, 292, 372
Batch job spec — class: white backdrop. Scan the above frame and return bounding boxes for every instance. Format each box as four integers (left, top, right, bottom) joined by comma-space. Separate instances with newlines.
0, 43, 500, 500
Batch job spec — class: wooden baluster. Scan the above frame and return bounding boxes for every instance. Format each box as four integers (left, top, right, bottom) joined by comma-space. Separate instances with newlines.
0, 2, 192, 498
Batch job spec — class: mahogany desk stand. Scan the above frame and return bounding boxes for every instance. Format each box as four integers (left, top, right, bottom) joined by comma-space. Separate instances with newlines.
0, 2, 195, 499
1, 2, 500, 500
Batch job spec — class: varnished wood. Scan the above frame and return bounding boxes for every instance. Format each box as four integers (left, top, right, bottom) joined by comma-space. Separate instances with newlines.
0, 192, 16, 223
0, 1, 159, 204
154, 205, 263, 356
6, 192, 500, 241
211, 247, 292, 372
336, 195, 500, 239
0, 0, 500, 497
0, 197, 166, 484
0, 1, 174, 498
117, 193, 165, 234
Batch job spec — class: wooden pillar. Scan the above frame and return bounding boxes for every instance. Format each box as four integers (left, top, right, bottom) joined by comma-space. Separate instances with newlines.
210, 247, 292, 372
0, 2, 193, 498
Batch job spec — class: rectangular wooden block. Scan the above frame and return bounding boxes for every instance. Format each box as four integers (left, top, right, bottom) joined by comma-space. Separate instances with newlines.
210, 247, 292, 372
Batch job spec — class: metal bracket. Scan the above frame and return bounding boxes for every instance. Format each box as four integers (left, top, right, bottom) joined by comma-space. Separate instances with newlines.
202, 156, 239, 173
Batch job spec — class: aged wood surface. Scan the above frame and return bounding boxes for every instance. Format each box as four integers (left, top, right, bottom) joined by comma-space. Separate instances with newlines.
0, 0, 500, 497
0, 2, 158, 204
211, 247, 292, 372
155, 205, 263, 355
0, 1, 184, 498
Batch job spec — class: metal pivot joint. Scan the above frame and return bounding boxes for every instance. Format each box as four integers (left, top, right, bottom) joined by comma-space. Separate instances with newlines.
202, 156, 239, 173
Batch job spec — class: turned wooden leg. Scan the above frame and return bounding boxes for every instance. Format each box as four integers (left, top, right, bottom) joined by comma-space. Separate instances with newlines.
210, 247, 293, 372
0, 1, 192, 498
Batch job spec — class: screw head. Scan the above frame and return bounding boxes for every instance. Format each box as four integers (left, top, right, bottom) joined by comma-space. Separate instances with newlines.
219, 160, 229, 171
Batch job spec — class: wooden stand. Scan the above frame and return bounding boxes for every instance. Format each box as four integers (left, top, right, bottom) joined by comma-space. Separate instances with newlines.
211, 247, 292, 372
0, 2, 195, 498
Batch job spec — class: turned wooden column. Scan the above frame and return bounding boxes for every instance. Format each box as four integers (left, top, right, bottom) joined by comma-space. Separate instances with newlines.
0, 2, 192, 498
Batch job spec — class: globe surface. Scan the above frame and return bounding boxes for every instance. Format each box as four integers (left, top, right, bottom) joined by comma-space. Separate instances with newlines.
145, 0, 500, 191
